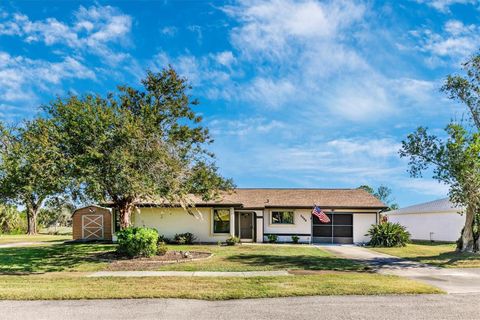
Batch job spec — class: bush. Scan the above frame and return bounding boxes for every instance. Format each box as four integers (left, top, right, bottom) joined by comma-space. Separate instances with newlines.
157, 242, 168, 256
158, 235, 171, 244
367, 222, 411, 247
267, 234, 278, 243
116, 227, 159, 257
173, 232, 196, 244
291, 235, 300, 244
226, 236, 240, 246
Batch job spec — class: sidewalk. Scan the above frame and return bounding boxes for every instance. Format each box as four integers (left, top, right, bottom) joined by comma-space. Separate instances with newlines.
88, 270, 291, 278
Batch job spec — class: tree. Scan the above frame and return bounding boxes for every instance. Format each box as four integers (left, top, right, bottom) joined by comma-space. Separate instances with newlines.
38, 197, 75, 229
400, 54, 480, 253
0, 204, 25, 234
358, 185, 399, 211
44, 67, 233, 228
0, 120, 68, 234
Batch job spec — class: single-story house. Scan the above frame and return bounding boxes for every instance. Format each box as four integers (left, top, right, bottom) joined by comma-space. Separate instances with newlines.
386, 198, 465, 242
72, 188, 386, 244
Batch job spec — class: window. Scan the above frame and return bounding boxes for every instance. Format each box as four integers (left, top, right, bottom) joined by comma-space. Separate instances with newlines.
213, 209, 230, 233
271, 211, 294, 224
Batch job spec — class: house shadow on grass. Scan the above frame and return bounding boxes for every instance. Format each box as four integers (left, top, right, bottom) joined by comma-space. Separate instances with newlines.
225, 254, 370, 271
0, 243, 115, 274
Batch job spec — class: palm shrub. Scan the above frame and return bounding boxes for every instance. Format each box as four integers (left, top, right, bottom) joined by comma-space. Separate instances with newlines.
116, 227, 159, 257
367, 222, 411, 247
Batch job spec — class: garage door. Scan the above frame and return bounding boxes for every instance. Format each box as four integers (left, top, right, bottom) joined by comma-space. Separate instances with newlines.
82, 214, 104, 240
312, 213, 353, 244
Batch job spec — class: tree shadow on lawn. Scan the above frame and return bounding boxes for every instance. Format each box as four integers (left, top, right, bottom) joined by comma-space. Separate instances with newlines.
0, 243, 114, 274
226, 254, 370, 271
406, 251, 480, 267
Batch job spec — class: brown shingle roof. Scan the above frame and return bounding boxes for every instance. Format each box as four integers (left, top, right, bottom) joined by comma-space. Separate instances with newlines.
138, 188, 386, 210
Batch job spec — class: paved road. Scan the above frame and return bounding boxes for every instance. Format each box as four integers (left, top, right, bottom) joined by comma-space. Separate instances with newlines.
1, 294, 479, 320
320, 245, 480, 294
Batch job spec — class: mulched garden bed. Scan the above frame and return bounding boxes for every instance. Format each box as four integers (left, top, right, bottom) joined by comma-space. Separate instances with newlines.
92, 251, 212, 271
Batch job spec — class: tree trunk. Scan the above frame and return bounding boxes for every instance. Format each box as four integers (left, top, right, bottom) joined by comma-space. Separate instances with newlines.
26, 205, 38, 235
118, 201, 135, 229
457, 204, 475, 252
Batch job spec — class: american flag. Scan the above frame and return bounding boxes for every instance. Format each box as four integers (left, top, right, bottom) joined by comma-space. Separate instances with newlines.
312, 206, 330, 224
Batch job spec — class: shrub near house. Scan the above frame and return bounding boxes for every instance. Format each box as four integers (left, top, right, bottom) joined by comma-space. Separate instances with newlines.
367, 222, 411, 247
117, 227, 159, 257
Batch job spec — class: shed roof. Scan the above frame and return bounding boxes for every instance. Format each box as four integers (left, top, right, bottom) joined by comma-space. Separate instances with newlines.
386, 198, 464, 215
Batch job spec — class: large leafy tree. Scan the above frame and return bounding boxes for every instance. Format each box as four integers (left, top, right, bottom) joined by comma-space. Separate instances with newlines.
0, 120, 67, 234
400, 54, 480, 252
44, 68, 233, 228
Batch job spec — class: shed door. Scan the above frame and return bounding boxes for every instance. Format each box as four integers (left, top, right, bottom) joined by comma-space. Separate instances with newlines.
312, 213, 353, 244
82, 214, 104, 240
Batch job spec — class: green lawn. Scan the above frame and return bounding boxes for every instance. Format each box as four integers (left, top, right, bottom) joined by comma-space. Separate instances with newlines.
0, 234, 71, 245
0, 274, 442, 300
0, 243, 365, 273
0, 243, 115, 273
159, 244, 367, 271
370, 241, 480, 268
0, 242, 443, 299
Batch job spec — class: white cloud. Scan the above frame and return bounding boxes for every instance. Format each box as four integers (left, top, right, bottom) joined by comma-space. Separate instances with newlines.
209, 117, 286, 137
395, 178, 449, 197
327, 138, 401, 159
0, 5, 132, 63
415, 0, 478, 12
413, 20, 480, 64
214, 51, 236, 68
160, 26, 177, 37
0, 51, 95, 102
224, 0, 365, 61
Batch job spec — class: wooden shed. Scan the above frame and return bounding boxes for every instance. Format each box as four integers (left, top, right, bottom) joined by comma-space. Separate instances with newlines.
72, 205, 113, 241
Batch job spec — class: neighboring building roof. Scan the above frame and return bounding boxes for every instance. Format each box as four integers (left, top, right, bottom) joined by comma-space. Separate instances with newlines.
136, 188, 386, 210
386, 198, 465, 215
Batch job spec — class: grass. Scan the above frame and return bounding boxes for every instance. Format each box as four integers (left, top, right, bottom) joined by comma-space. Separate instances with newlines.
0, 234, 71, 244
0, 242, 443, 299
158, 244, 367, 271
0, 243, 115, 273
370, 241, 480, 268
0, 274, 442, 300
0, 243, 365, 273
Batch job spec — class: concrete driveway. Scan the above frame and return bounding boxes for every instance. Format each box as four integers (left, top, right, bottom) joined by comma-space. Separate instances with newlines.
1, 294, 479, 320
320, 245, 480, 294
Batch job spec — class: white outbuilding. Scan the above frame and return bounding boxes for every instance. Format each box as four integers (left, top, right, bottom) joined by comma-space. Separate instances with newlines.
386, 198, 465, 242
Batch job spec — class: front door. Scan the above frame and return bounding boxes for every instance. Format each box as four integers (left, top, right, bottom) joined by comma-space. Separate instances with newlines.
239, 212, 253, 240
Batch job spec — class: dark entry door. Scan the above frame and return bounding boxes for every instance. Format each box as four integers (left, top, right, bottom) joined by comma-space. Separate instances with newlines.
312, 213, 353, 244
239, 212, 253, 240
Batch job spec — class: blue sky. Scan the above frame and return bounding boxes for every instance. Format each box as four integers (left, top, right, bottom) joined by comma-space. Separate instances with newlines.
0, 0, 478, 207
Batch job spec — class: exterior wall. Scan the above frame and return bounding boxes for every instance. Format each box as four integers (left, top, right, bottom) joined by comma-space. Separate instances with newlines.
263, 209, 312, 243
72, 206, 112, 241
255, 210, 264, 243
352, 213, 377, 244
132, 207, 232, 243
388, 211, 464, 242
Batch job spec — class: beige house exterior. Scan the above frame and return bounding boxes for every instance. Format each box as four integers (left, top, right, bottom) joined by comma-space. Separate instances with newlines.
73, 188, 385, 244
